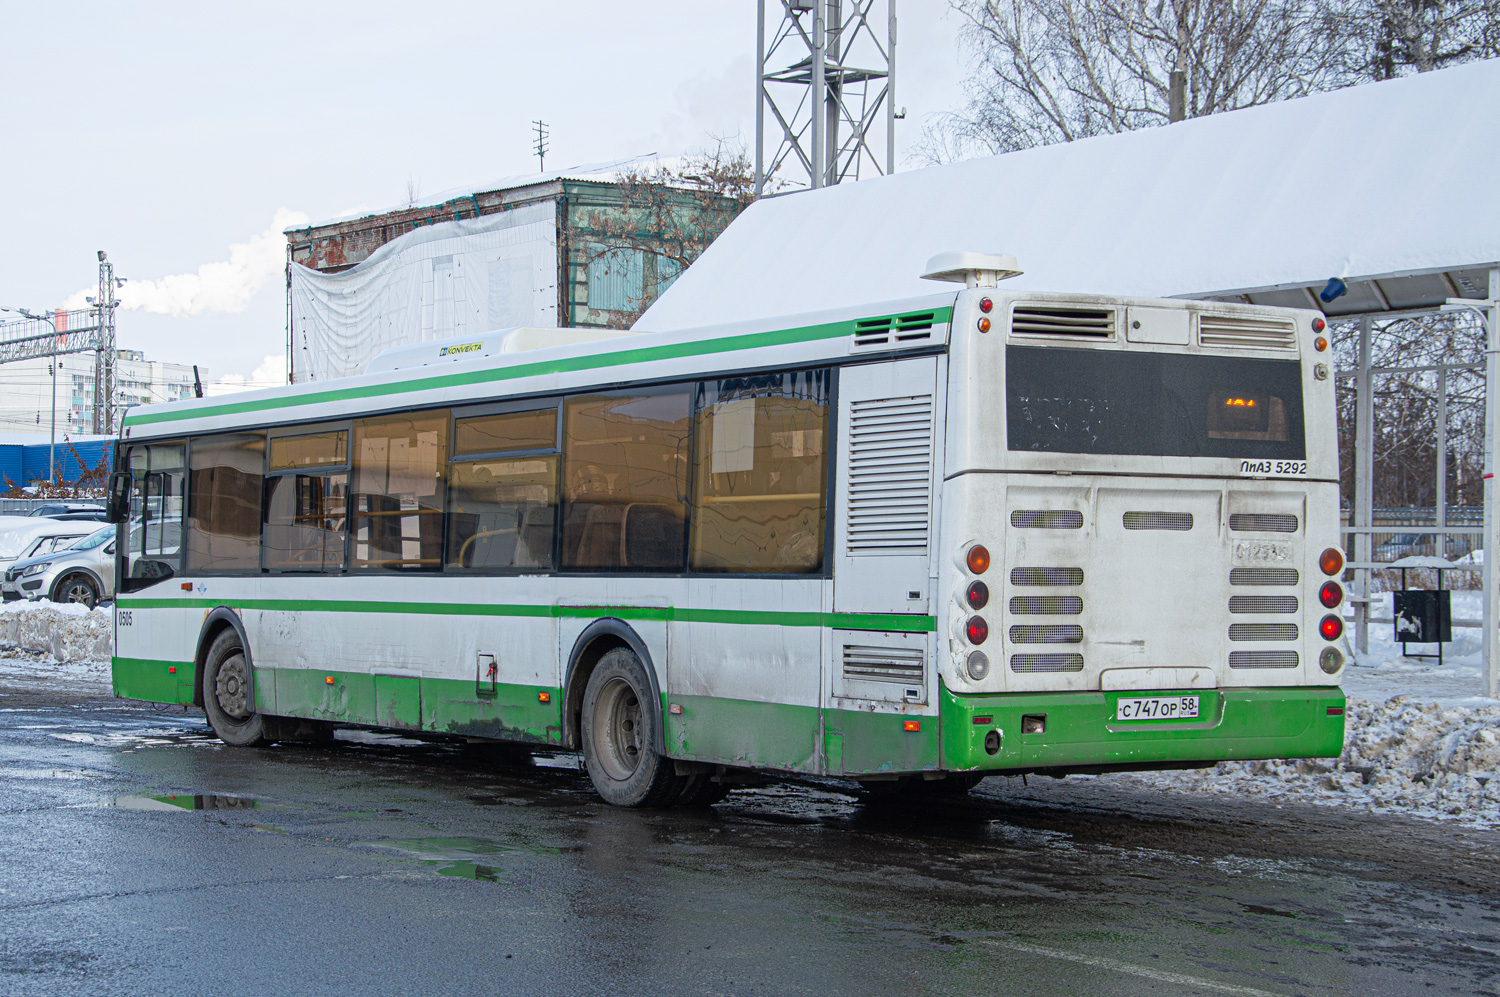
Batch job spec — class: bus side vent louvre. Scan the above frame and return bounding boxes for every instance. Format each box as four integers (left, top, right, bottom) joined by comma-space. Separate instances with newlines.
1228, 595, 1299, 614
1229, 650, 1300, 669
1011, 566, 1084, 586
1228, 623, 1299, 641
1230, 567, 1299, 586
1009, 596, 1083, 615
1008, 624, 1084, 644
1011, 305, 1114, 338
841, 644, 926, 684
1122, 511, 1193, 531
845, 396, 933, 554
1010, 510, 1084, 529
1198, 315, 1298, 349
1229, 513, 1299, 533
1011, 653, 1085, 673
852, 311, 938, 349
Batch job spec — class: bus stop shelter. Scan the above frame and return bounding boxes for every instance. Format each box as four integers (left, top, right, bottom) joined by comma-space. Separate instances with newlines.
638, 58, 1500, 696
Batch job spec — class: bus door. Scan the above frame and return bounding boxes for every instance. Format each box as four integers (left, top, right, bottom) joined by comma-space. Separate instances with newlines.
824, 356, 943, 775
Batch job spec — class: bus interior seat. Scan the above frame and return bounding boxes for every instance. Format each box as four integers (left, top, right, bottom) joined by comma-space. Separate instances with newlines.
620, 502, 683, 569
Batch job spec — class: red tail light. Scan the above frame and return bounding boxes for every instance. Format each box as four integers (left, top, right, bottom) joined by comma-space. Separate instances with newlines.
966, 580, 990, 610
1319, 614, 1343, 641
1319, 581, 1343, 608
979, 297, 993, 313
1319, 548, 1344, 576
966, 616, 989, 645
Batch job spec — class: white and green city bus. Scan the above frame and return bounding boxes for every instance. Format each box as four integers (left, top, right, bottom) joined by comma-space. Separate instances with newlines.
108, 252, 1348, 807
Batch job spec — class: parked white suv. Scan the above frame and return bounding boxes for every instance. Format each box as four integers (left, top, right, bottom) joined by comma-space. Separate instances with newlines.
3, 525, 116, 607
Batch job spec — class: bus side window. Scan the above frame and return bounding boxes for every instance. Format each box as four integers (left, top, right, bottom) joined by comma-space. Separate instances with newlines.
352, 412, 448, 572
561, 388, 691, 572
689, 369, 830, 574
446, 408, 559, 572
187, 433, 265, 573
264, 429, 349, 573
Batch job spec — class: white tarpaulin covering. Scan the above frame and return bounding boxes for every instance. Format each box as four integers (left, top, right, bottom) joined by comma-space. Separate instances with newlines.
290, 202, 558, 382
637, 58, 1500, 332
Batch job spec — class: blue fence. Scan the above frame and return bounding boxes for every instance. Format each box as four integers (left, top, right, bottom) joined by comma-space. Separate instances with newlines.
0, 439, 113, 487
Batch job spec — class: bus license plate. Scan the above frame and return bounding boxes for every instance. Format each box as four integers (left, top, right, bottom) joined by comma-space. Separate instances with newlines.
1115, 695, 1199, 721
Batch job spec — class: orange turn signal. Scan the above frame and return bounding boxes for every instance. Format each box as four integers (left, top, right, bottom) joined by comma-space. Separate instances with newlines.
903, 720, 921, 732
325, 676, 335, 684
1319, 547, 1344, 576
538, 691, 551, 703
966, 544, 990, 574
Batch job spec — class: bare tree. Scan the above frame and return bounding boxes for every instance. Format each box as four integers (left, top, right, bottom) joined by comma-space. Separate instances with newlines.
923, 0, 1351, 158
1352, 0, 1500, 78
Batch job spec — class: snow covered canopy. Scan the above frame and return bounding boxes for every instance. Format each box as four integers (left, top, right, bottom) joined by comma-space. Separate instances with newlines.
637, 58, 1500, 332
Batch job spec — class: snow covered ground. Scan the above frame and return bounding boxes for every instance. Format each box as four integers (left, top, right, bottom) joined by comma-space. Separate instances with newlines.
2, 595, 1497, 827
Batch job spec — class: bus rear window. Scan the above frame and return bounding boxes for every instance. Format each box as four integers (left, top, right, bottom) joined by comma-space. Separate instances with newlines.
1006, 346, 1306, 459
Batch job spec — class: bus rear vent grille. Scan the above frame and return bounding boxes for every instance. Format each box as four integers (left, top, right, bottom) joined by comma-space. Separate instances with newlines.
841, 645, 925, 684
1011, 305, 1114, 338
1009, 624, 1084, 644
1229, 595, 1299, 614
1228, 623, 1299, 641
1123, 511, 1193, 531
1010, 509, 1084, 529
1199, 315, 1298, 349
1011, 653, 1085, 673
852, 311, 938, 348
1011, 566, 1084, 586
845, 395, 933, 554
1009, 596, 1083, 615
1230, 567, 1299, 586
1229, 650, 1300, 669
1229, 513, 1299, 533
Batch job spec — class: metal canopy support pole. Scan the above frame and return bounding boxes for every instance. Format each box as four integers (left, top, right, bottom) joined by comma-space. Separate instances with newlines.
1485, 267, 1500, 699
1355, 315, 1374, 655
810, 1, 826, 190
754, 0, 766, 197
1436, 366, 1447, 558
48, 359, 56, 484
886, 1, 896, 175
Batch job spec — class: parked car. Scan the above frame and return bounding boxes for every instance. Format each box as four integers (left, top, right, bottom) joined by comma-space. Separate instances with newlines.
0, 520, 104, 596
42, 511, 108, 522
3, 525, 115, 607
27, 502, 105, 518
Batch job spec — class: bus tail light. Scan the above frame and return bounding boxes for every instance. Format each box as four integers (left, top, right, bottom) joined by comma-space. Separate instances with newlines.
966, 650, 990, 680
1318, 581, 1343, 608
966, 544, 990, 574
1320, 647, 1344, 673
1319, 614, 1343, 641
966, 580, 990, 610
966, 616, 989, 645
1319, 548, 1344, 575
1312, 316, 1326, 333
979, 297, 993, 313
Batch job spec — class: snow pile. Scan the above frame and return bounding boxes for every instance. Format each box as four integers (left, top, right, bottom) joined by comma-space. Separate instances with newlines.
0, 601, 112, 666
1110, 696, 1500, 827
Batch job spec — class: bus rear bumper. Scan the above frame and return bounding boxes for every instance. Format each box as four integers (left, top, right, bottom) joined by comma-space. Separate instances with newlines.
940, 684, 1346, 774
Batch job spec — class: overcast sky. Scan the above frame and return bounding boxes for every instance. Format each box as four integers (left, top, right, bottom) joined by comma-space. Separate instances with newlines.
0, 1, 967, 391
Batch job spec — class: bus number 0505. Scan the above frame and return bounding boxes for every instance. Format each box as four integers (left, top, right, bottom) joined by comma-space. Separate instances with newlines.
1241, 460, 1307, 475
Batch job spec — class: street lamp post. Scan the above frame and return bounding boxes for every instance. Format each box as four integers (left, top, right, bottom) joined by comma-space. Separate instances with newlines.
0, 307, 59, 485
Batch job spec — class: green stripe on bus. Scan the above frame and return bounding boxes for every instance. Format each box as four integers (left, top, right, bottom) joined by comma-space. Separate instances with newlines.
121, 307, 954, 428
113, 597, 936, 633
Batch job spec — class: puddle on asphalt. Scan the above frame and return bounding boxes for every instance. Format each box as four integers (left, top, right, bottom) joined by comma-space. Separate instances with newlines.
114, 793, 258, 811
355, 835, 555, 880
8, 768, 102, 780
50, 728, 218, 749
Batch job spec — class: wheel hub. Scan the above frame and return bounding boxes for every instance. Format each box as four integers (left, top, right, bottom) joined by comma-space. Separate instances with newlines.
594, 677, 644, 782
215, 654, 251, 720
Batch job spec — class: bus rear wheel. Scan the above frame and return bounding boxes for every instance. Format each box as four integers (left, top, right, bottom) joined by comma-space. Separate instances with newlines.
202, 629, 269, 747
580, 648, 681, 807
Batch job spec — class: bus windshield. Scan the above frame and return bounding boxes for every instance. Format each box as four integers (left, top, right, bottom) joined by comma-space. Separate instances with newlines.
1005, 345, 1306, 460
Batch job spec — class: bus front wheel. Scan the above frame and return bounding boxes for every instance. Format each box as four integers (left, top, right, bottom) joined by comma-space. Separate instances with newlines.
202, 629, 269, 747
580, 648, 681, 807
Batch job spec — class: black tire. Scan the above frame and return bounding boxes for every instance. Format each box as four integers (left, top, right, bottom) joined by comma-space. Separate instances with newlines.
52, 574, 99, 609
202, 629, 270, 747
580, 647, 681, 807
676, 774, 732, 808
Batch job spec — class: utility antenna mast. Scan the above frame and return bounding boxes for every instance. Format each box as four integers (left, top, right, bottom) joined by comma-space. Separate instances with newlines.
755, 0, 896, 197
90, 251, 119, 434
533, 120, 550, 172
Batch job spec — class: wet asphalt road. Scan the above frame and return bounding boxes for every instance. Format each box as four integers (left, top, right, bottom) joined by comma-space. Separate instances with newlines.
2, 677, 1498, 997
